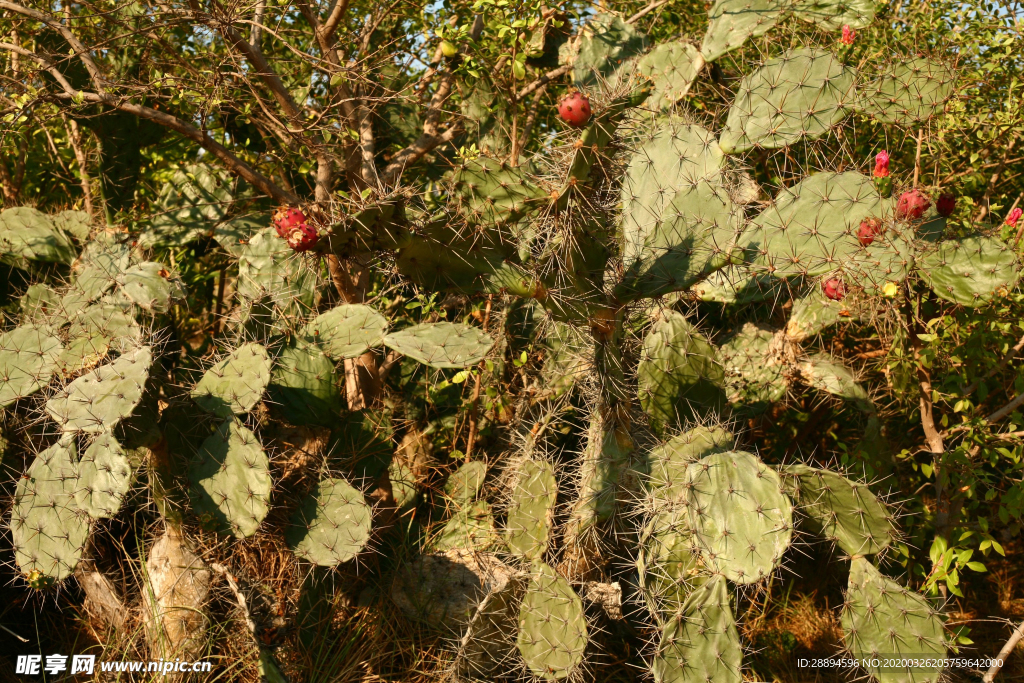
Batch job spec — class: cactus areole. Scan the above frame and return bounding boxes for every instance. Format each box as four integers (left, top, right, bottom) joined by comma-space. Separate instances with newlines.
823, 278, 846, 301
896, 189, 931, 220
558, 92, 592, 128
857, 217, 882, 246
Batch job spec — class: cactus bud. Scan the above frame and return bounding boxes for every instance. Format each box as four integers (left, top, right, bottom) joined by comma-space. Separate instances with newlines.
273, 207, 310, 239
936, 192, 956, 217
857, 217, 882, 246
872, 151, 892, 197
840, 25, 856, 46
1005, 207, 1022, 227
558, 91, 592, 128
823, 278, 845, 301
896, 189, 931, 220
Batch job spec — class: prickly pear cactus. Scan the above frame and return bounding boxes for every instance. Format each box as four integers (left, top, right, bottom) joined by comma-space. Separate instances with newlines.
286, 477, 373, 566
191, 343, 273, 417
516, 562, 588, 680
46, 346, 153, 433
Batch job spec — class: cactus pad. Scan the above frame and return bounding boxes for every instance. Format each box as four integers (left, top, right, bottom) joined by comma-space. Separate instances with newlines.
683, 450, 793, 583
46, 346, 152, 433
52, 209, 92, 240
917, 236, 1019, 307
784, 465, 892, 555
267, 340, 342, 425
452, 158, 546, 228
652, 575, 741, 683
383, 322, 494, 369
191, 343, 272, 417
0, 324, 63, 408
638, 41, 702, 111
842, 557, 946, 682
73, 237, 131, 300
720, 323, 786, 413
856, 58, 955, 124
0, 207, 76, 264
445, 460, 488, 506
75, 432, 133, 520
302, 304, 388, 360
638, 310, 726, 432
647, 426, 734, 501
516, 562, 588, 680
797, 354, 873, 413
237, 228, 317, 333
743, 171, 892, 278
786, 288, 863, 341
701, 0, 784, 63
286, 477, 372, 566
505, 460, 558, 561
12, 437, 89, 584
573, 12, 647, 86
188, 418, 271, 538
433, 500, 498, 552
720, 49, 855, 154
119, 262, 178, 312
791, 0, 875, 30
637, 507, 703, 611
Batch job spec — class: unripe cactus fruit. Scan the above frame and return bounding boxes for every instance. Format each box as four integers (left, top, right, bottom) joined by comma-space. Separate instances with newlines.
896, 189, 931, 220
936, 192, 956, 217
857, 217, 882, 246
558, 92, 592, 128
286, 223, 318, 252
272, 207, 309, 239
823, 278, 845, 300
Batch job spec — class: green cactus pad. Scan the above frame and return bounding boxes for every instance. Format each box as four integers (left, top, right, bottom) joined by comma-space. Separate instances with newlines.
652, 575, 742, 683
383, 322, 494, 369
684, 450, 793, 583
573, 12, 647, 86
433, 500, 498, 552
287, 477, 372, 566
302, 304, 388, 360
214, 215, 267, 256
783, 465, 892, 555
46, 346, 152, 433
743, 171, 893, 278
118, 262, 179, 312
720, 49, 855, 154
638, 41, 702, 111
445, 460, 488, 506
456, 574, 526, 679
505, 460, 558, 561
647, 427, 734, 501
0, 324, 63, 408
798, 354, 873, 413
638, 310, 726, 433
237, 228, 318, 333
570, 410, 635, 529
842, 557, 946, 682
452, 158, 547, 228
701, 0, 784, 63
786, 288, 863, 341
12, 437, 90, 583
75, 432, 133, 520
72, 236, 132, 300
52, 209, 92, 241
188, 418, 271, 538
637, 507, 704, 612
720, 323, 786, 414
791, 0, 875, 29
138, 164, 234, 248
917, 236, 1019, 307
846, 226, 916, 294
516, 562, 588, 680
692, 264, 787, 304
0, 207, 77, 265
267, 340, 342, 426
191, 343, 272, 417
61, 304, 142, 373
856, 58, 955, 125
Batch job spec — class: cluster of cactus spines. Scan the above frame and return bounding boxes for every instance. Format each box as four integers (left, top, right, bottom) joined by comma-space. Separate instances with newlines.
505, 459, 558, 561
516, 562, 589, 681
45, 346, 153, 433
75, 432, 134, 520
0, 324, 63, 407
917, 235, 1019, 306
719, 323, 787, 413
842, 557, 947, 682
285, 477, 373, 566
720, 48, 856, 154
652, 576, 742, 683
187, 418, 272, 538
637, 42, 702, 112
783, 464, 893, 555
191, 343, 273, 417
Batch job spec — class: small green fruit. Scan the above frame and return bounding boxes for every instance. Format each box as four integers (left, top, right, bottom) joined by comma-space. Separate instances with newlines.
440, 41, 458, 57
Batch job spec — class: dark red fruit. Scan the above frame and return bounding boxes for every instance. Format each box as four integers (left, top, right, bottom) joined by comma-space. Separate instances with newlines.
558, 92, 592, 128
273, 207, 309, 239
896, 190, 931, 220
286, 223, 318, 252
936, 192, 956, 217
858, 217, 883, 246
823, 278, 846, 301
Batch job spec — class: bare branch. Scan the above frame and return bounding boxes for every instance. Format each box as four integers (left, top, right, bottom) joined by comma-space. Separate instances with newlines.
517, 64, 570, 101
0, 1, 106, 91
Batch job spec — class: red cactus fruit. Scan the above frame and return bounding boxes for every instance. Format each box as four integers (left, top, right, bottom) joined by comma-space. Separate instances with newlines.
273, 207, 309, 239
286, 223, 318, 252
823, 278, 846, 301
1006, 207, 1023, 228
896, 189, 931, 220
936, 192, 956, 217
558, 92, 592, 128
858, 217, 883, 246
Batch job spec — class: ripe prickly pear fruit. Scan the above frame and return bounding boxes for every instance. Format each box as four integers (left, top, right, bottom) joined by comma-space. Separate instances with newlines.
896, 189, 931, 220
286, 223, 318, 252
273, 207, 309, 239
936, 192, 956, 217
440, 40, 458, 58
558, 92, 592, 128
823, 278, 845, 301
857, 217, 883, 246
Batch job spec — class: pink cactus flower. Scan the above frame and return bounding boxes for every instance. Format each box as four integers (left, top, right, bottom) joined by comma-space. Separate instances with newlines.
873, 150, 890, 178
841, 25, 856, 45
1006, 207, 1023, 228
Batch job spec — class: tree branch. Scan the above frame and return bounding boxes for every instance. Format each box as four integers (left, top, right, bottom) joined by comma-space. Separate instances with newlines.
983, 619, 1024, 683
517, 64, 570, 101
